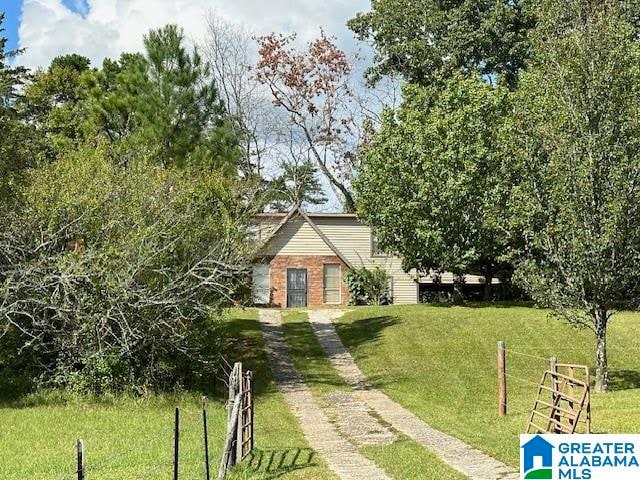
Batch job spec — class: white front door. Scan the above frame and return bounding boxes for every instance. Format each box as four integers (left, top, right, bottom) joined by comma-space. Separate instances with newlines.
252, 264, 270, 304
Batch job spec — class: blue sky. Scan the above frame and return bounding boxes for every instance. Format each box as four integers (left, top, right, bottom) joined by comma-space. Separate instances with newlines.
3, 1, 88, 52
2, 1, 22, 52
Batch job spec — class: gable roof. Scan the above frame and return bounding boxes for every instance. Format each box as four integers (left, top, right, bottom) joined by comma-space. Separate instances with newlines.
257, 204, 354, 269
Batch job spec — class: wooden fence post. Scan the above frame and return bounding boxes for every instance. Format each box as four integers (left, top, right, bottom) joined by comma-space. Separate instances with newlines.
498, 341, 507, 416
585, 368, 592, 434
218, 391, 241, 480
174, 407, 180, 480
226, 363, 238, 466
203, 397, 211, 480
248, 371, 254, 451
76, 439, 85, 480
235, 363, 243, 463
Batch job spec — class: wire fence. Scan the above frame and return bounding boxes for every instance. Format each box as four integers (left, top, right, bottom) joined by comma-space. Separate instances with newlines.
35, 400, 222, 480
16, 355, 250, 480
496, 342, 596, 431
39, 362, 255, 480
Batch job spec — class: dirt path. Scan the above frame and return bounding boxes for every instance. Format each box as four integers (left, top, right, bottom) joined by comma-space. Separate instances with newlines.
258, 309, 391, 480
307, 309, 519, 480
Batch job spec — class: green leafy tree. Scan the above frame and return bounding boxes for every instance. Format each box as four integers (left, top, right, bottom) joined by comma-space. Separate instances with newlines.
506, 0, 640, 392
355, 73, 509, 300
0, 13, 32, 204
87, 25, 238, 171
348, 0, 534, 87
20, 54, 92, 158
269, 159, 328, 212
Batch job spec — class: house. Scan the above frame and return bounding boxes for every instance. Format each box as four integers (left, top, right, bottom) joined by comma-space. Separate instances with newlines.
251, 205, 492, 308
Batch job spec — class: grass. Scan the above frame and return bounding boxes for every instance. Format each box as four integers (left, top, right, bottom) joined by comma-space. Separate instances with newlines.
333, 304, 640, 467
0, 309, 335, 480
7, 303, 637, 478
2, 391, 224, 479
280, 310, 467, 480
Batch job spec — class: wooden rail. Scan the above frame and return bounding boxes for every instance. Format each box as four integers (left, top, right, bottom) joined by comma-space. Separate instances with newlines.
527, 365, 591, 434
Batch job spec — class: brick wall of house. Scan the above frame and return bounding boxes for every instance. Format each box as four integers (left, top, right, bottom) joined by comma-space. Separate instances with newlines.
267, 255, 350, 307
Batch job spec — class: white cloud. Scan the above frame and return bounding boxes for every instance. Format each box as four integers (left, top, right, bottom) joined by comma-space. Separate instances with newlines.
18, 0, 370, 69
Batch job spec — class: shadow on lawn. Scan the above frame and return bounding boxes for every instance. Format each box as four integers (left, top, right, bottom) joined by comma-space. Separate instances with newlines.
232, 447, 320, 479
608, 369, 640, 391
222, 316, 280, 398
334, 315, 398, 350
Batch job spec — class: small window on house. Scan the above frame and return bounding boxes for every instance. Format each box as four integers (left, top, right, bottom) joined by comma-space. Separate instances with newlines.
371, 233, 387, 257
252, 264, 270, 304
323, 264, 341, 304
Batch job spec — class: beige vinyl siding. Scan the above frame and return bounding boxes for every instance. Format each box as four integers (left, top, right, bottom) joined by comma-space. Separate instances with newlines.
261, 216, 334, 256
255, 218, 281, 243
314, 217, 418, 304
254, 212, 491, 305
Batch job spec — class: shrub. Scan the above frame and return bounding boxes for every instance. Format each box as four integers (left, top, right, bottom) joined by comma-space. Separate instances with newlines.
344, 266, 391, 306
0, 145, 251, 393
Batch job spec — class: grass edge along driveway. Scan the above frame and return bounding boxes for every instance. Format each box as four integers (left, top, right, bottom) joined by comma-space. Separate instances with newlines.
281, 310, 468, 480
332, 304, 640, 467
0, 309, 335, 480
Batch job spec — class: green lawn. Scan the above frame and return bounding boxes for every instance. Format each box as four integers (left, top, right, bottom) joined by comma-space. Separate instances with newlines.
1, 309, 334, 480
333, 304, 640, 467
281, 310, 467, 480
5, 304, 638, 479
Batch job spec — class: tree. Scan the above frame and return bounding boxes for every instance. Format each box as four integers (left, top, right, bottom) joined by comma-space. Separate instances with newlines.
506, 0, 640, 392
201, 13, 281, 179
269, 156, 328, 212
0, 143, 252, 392
86, 25, 239, 172
348, 0, 535, 88
355, 73, 509, 300
0, 13, 32, 204
0, 21, 254, 393
20, 54, 92, 158
255, 32, 360, 212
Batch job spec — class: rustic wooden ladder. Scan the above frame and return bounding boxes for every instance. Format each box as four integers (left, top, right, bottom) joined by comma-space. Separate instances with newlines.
527, 364, 591, 434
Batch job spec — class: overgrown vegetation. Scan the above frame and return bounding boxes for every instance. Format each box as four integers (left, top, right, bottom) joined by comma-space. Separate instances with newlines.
0, 310, 336, 480
0, 22, 256, 393
344, 266, 391, 306
1, 149, 251, 392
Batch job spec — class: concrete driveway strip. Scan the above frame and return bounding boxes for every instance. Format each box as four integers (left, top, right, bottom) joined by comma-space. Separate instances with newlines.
258, 309, 391, 480
307, 309, 519, 480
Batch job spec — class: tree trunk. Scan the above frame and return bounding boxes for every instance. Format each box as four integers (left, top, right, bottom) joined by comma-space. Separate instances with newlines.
482, 268, 493, 302
594, 308, 609, 393
452, 274, 465, 305
303, 127, 356, 212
